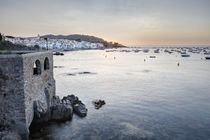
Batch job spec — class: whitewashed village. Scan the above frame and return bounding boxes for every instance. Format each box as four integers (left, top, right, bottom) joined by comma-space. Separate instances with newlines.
5, 35, 104, 50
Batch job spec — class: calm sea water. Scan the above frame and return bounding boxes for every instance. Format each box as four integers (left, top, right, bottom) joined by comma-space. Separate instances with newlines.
31, 48, 210, 140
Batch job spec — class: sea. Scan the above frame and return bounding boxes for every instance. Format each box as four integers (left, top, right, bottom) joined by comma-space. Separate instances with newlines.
30, 47, 210, 140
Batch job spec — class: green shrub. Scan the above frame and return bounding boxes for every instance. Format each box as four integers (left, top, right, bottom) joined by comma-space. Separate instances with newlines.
0, 40, 36, 50
5, 36, 15, 39
0, 50, 12, 55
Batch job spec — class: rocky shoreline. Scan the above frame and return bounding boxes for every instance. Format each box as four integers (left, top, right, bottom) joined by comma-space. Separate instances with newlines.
0, 94, 87, 140
33, 94, 87, 124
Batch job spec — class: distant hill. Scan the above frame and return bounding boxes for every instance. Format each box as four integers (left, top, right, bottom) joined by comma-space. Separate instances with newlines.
41, 34, 126, 48
41, 34, 104, 43
0, 40, 39, 50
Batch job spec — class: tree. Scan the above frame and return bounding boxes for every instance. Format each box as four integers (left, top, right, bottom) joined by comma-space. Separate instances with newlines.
76, 38, 81, 42
0, 33, 2, 41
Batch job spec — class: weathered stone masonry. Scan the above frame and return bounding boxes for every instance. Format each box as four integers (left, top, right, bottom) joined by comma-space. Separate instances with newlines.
0, 51, 55, 139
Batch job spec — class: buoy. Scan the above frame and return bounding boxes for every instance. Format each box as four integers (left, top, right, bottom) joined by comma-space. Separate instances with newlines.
177, 62, 180, 66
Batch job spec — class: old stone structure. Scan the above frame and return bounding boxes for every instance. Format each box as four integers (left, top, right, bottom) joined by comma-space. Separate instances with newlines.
0, 51, 55, 139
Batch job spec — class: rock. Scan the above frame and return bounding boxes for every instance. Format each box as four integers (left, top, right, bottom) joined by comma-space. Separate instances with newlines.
73, 103, 87, 117
62, 95, 79, 105
30, 94, 86, 135
33, 101, 47, 119
61, 97, 72, 104
52, 96, 61, 105
51, 104, 73, 121
92, 100, 106, 109
61, 95, 88, 117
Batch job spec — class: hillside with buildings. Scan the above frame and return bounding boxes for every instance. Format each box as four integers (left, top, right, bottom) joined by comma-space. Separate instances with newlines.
3, 34, 125, 51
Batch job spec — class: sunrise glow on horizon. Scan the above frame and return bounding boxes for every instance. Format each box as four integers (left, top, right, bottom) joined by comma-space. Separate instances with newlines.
0, 0, 210, 46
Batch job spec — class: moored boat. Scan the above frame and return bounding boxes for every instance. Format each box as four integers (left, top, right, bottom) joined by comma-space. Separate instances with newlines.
181, 54, 190, 57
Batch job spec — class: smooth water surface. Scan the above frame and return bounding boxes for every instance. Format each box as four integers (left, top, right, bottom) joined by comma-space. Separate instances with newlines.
32, 48, 210, 140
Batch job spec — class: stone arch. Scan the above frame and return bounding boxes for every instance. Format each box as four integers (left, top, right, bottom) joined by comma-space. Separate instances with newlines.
44, 57, 50, 70
33, 60, 41, 75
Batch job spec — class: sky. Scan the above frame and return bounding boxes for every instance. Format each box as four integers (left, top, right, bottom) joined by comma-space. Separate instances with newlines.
0, 0, 210, 46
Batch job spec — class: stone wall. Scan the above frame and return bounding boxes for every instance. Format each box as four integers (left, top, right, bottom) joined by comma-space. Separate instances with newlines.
0, 54, 26, 137
22, 51, 55, 128
0, 51, 55, 139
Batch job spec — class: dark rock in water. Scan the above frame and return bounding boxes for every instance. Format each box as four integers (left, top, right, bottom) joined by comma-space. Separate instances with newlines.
32, 95, 74, 124
61, 95, 87, 117
73, 103, 87, 117
50, 95, 73, 121
62, 95, 79, 105
31, 94, 86, 136
50, 104, 73, 121
53, 52, 64, 56
92, 100, 106, 109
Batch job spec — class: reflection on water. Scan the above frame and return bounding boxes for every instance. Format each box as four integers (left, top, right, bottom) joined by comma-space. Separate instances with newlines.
30, 47, 210, 140
66, 71, 97, 76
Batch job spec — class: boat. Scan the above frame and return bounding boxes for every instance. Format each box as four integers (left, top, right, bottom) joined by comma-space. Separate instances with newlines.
205, 57, 210, 60
154, 49, 160, 53
143, 49, 149, 53
133, 49, 140, 53
150, 56, 156, 58
181, 54, 190, 57
164, 49, 173, 54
